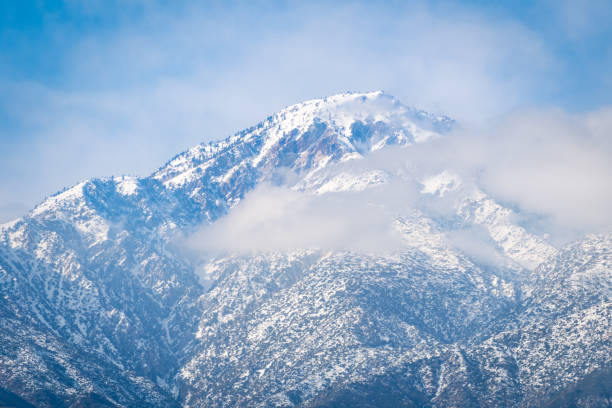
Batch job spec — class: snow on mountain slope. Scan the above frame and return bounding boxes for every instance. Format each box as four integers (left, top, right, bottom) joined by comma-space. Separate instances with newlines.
0, 91, 608, 408
465, 233, 612, 407
180, 247, 518, 407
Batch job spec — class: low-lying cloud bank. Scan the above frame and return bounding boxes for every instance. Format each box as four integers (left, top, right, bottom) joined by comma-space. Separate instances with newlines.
186, 184, 409, 255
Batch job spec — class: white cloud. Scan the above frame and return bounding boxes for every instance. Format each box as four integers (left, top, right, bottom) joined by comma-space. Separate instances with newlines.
407, 108, 612, 238
184, 183, 408, 255
445, 225, 507, 267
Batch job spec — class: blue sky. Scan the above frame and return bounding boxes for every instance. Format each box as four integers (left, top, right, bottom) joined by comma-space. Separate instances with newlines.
1, 0, 611, 222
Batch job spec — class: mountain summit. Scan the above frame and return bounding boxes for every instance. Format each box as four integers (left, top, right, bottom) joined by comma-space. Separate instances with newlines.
152, 91, 451, 202
0, 93, 610, 407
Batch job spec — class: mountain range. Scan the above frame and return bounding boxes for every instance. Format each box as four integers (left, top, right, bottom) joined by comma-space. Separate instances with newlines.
0, 91, 610, 407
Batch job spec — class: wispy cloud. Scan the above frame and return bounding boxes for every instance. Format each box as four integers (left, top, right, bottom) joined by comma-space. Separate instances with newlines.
184, 183, 408, 255
400, 108, 612, 241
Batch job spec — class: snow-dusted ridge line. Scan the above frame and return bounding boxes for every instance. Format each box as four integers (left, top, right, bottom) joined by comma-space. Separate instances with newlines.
20, 90, 452, 223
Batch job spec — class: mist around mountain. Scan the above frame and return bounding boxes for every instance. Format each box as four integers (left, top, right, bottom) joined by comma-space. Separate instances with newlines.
0, 92, 610, 407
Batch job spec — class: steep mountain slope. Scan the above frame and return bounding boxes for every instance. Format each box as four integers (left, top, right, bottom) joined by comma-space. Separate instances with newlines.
0, 91, 609, 407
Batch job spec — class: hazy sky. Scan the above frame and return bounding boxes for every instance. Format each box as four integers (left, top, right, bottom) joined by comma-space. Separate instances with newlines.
1, 0, 611, 222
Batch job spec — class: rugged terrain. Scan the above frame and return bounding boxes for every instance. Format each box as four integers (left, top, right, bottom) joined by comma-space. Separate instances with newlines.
0, 92, 610, 407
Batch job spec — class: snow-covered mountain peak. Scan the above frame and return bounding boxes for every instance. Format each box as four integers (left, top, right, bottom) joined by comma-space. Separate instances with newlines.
257, 90, 450, 151
153, 92, 452, 190
269, 91, 412, 133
